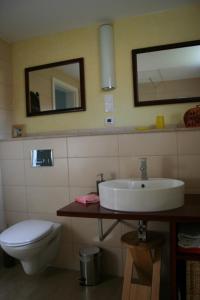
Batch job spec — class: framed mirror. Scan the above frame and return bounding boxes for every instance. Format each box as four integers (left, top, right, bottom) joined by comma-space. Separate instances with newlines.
25, 57, 86, 116
132, 40, 200, 106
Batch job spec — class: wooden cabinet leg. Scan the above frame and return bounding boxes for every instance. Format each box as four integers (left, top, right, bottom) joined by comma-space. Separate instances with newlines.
151, 248, 161, 300
122, 248, 133, 300
130, 284, 151, 300
121, 231, 164, 300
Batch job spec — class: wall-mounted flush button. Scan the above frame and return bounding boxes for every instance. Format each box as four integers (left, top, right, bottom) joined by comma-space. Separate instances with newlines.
31, 149, 54, 167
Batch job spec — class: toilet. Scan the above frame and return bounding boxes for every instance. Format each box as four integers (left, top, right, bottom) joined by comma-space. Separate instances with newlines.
0, 219, 62, 275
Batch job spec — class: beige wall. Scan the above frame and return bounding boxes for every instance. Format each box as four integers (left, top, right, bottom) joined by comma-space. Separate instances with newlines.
0, 39, 13, 138
12, 4, 200, 134
0, 129, 199, 275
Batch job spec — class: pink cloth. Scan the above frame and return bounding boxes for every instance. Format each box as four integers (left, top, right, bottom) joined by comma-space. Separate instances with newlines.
75, 193, 99, 204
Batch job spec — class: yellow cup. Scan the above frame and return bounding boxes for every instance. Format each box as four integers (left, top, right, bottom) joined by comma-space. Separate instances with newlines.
156, 115, 165, 129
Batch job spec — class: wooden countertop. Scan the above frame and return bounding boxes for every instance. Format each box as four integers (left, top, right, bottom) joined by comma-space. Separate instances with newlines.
57, 194, 200, 222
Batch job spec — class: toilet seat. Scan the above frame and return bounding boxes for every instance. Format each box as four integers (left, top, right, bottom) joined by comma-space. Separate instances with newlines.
0, 220, 54, 247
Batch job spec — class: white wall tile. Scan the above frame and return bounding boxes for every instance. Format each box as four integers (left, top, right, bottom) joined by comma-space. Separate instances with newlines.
28, 212, 65, 223
53, 242, 76, 270
0, 188, 3, 212
95, 219, 122, 248
68, 157, 119, 187
26, 187, 69, 214
1, 160, 25, 186
101, 246, 123, 276
177, 131, 200, 155
72, 218, 121, 247
0, 141, 24, 160
68, 135, 118, 157
24, 158, 68, 186
58, 218, 72, 241
4, 186, 26, 212
52, 218, 75, 269
5, 212, 29, 226
0, 164, 5, 230
119, 132, 177, 156
119, 155, 178, 179
23, 138, 67, 159
71, 218, 98, 244
178, 155, 200, 190
0, 212, 6, 231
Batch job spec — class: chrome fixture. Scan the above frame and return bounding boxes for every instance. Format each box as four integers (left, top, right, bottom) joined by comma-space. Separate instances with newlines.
97, 219, 120, 241
139, 157, 148, 180
137, 220, 147, 241
31, 149, 54, 167
99, 24, 116, 90
97, 219, 137, 242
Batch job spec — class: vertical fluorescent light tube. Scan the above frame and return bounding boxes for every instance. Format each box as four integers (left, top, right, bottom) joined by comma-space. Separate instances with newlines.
99, 24, 116, 90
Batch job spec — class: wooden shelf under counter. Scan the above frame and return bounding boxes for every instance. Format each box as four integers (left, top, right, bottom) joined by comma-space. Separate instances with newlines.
57, 194, 200, 222
57, 194, 200, 300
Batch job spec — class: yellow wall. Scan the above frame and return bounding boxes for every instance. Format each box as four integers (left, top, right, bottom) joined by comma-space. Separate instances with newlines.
12, 4, 200, 134
0, 38, 13, 138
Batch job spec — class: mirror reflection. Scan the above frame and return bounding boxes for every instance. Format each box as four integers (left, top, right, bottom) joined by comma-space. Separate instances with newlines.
132, 40, 200, 106
25, 57, 86, 116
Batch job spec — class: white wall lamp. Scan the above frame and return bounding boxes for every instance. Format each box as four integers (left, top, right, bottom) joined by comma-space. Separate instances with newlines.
99, 24, 116, 90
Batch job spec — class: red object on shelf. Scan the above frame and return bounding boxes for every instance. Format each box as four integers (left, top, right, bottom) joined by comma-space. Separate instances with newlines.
177, 246, 200, 255
184, 105, 200, 127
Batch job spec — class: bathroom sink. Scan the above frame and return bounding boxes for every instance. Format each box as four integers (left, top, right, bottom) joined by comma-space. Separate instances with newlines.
99, 178, 184, 212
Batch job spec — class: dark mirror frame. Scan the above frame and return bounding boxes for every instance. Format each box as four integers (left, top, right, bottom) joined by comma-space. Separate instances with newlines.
25, 57, 86, 116
132, 40, 200, 107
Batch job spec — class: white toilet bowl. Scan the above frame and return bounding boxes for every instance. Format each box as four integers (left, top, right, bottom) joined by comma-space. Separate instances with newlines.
0, 220, 62, 275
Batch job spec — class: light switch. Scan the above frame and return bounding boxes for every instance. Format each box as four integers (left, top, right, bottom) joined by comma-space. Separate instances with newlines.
104, 95, 114, 112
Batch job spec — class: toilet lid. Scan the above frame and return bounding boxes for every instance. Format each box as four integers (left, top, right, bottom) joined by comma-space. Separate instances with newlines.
0, 220, 54, 246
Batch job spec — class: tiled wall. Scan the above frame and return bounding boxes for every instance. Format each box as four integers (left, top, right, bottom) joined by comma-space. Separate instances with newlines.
0, 39, 13, 139
0, 168, 5, 232
0, 130, 199, 275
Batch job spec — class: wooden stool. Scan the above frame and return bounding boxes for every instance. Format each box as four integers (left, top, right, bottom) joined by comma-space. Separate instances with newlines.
121, 231, 165, 300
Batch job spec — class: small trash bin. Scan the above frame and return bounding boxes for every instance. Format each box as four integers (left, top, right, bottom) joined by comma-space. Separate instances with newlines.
79, 246, 102, 286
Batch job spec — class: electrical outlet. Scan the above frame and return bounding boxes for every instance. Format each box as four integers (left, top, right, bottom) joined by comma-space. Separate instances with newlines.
105, 116, 114, 125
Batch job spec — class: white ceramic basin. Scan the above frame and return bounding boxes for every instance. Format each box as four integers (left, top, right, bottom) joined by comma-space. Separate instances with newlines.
99, 178, 184, 212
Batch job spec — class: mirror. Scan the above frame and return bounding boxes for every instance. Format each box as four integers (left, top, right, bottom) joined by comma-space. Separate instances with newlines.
132, 40, 200, 106
25, 57, 86, 116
